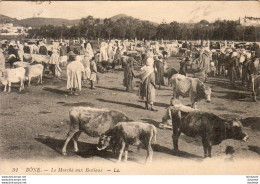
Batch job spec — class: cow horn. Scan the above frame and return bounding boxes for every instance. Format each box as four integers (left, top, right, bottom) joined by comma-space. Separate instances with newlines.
243, 135, 249, 142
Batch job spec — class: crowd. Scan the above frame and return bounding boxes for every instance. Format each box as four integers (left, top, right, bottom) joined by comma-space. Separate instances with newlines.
0, 38, 259, 104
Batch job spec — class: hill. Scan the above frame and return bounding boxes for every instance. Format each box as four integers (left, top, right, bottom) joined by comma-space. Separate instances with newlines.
0, 13, 158, 28
19, 17, 80, 28
0, 14, 17, 23
110, 14, 132, 21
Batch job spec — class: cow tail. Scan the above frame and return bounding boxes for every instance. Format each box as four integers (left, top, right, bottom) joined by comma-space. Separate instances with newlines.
152, 126, 157, 143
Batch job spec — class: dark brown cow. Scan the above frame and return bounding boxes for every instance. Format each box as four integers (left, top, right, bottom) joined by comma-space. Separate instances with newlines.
62, 107, 133, 155
170, 109, 249, 157
97, 122, 157, 163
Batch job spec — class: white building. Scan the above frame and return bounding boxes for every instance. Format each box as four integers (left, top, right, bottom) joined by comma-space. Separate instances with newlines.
0, 23, 30, 36
240, 16, 260, 27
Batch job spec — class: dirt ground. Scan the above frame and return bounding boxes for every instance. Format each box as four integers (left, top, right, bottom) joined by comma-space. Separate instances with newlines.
0, 56, 259, 172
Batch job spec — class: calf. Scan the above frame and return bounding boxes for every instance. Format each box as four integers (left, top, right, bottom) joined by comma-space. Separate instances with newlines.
25, 64, 44, 86
62, 107, 133, 156
171, 74, 212, 108
0, 67, 25, 92
170, 109, 249, 157
97, 122, 157, 163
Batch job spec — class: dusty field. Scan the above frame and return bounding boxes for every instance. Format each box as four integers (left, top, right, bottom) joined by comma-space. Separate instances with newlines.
0, 57, 259, 173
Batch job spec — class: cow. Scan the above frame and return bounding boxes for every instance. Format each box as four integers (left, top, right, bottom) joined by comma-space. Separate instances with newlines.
97, 122, 157, 163
61, 107, 133, 156
32, 54, 50, 64
164, 67, 178, 86
170, 109, 249, 157
25, 64, 44, 86
13, 62, 30, 68
170, 74, 212, 108
59, 55, 68, 67
159, 98, 198, 130
193, 69, 206, 83
252, 75, 260, 102
0, 67, 25, 92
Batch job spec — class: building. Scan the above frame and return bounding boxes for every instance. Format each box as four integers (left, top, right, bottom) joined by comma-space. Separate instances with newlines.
0, 23, 31, 36
240, 16, 260, 27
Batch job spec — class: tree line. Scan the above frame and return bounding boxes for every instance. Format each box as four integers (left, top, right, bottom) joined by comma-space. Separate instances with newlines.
28, 15, 260, 42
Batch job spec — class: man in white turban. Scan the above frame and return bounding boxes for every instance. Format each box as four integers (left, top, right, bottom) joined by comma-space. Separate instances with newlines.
66, 55, 85, 95
100, 42, 108, 61
85, 43, 94, 59
137, 57, 158, 111
199, 47, 211, 82
49, 48, 61, 77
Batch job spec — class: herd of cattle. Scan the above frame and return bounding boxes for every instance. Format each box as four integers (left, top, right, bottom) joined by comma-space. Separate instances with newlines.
61, 104, 249, 163
0, 38, 259, 164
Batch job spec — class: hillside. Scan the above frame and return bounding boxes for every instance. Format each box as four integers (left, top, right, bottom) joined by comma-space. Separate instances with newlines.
110, 14, 132, 21
19, 17, 80, 28
0, 13, 158, 28
0, 14, 17, 23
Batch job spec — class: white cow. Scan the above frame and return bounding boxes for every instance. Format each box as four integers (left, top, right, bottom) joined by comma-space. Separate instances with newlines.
32, 54, 50, 64
25, 64, 44, 86
59, 55, 68, 66
13, 62, 30, 68
0, 67, 25, 92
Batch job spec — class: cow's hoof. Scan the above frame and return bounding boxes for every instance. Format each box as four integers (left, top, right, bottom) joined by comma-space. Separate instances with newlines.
62, 152, 67, 156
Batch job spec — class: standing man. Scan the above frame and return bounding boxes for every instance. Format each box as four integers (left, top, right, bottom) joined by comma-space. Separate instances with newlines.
138, 57, 158, 111
123, 57, 135, 92
199, 47, 211, 82
59, 43, 67, 56
67, 55, 85, 95
89, 56, 97, 89
39, 43, 48, 55
229, 52, 239, 87
154, 55, 165, 89
49, 48, 61, 78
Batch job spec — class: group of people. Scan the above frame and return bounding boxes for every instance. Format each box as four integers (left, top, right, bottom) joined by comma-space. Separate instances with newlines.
123, 52, 166, 111
66, 54, 97, 95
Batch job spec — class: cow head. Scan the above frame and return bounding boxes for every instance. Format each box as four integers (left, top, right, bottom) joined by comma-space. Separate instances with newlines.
96, 134, 112, 151
203, 84, 212, 103
229, 119, 249, 141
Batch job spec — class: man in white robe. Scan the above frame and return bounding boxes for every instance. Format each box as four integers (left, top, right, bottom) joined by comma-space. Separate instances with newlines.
67, 55, 85, 95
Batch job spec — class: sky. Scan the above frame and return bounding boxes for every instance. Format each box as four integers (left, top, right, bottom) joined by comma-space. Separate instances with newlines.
0, 1, 259, 23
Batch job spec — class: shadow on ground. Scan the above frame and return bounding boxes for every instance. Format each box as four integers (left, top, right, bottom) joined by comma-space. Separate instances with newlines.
43, 87, 70, 95
248, 145, 260, 155
152, 144, 203, 160
141, 119, 160, 128
97, 98, 144, 109
35, 136, 115, 160
96, 86, 126, 92
57, 101, 94, 107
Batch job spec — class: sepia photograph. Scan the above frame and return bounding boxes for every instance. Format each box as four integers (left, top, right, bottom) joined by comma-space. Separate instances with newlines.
0, 1, 259, 175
